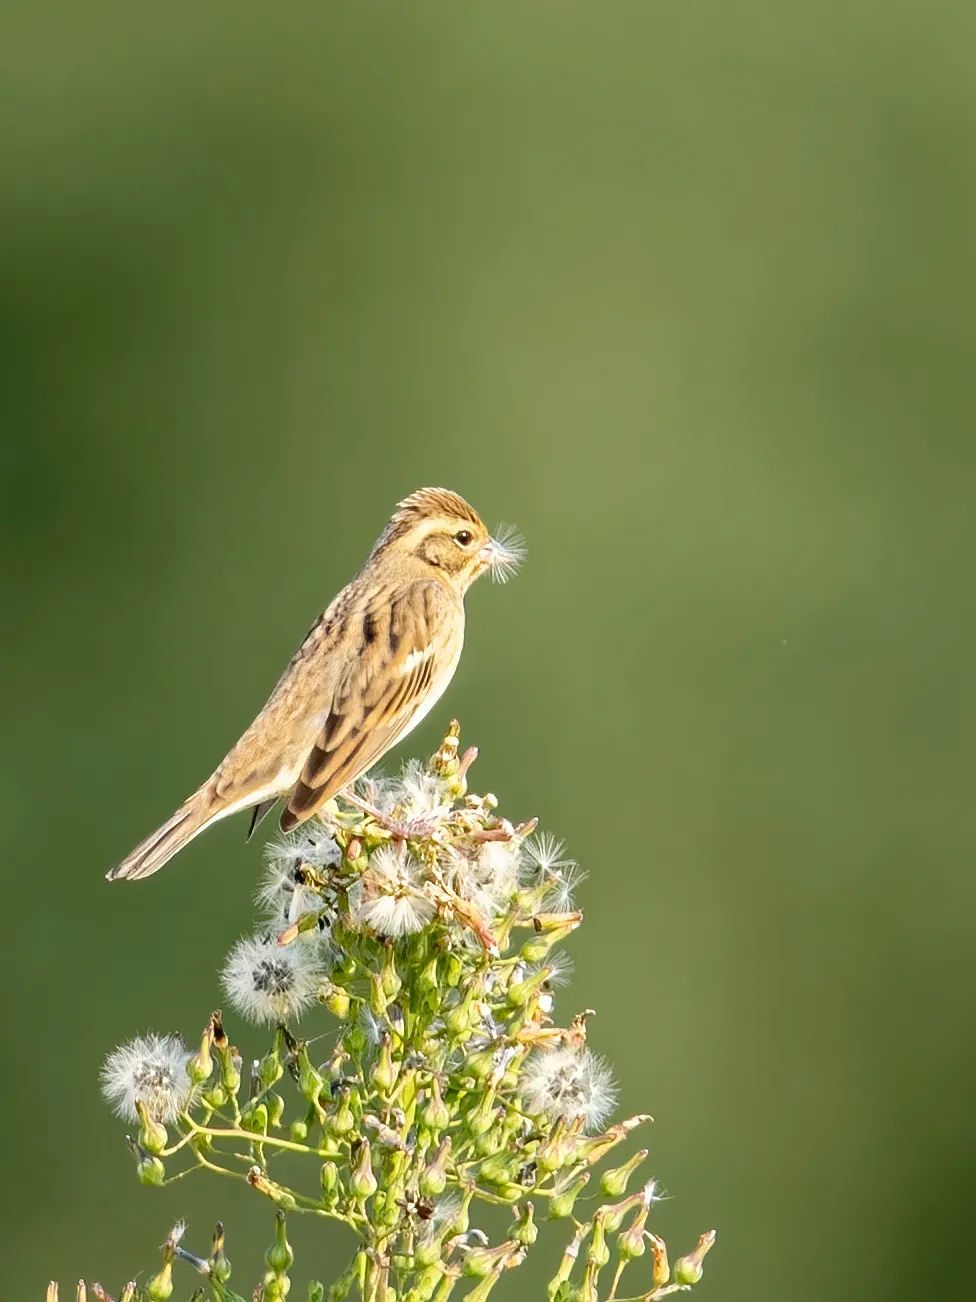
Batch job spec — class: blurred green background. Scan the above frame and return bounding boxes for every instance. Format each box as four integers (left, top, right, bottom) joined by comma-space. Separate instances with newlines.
2, 1, 975, 1297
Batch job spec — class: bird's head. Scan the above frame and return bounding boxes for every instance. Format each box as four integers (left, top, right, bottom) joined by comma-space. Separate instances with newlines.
375, 488, 525, 592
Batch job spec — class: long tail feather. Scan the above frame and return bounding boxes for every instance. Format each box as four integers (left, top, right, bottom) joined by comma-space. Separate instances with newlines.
107, 790, 218, 881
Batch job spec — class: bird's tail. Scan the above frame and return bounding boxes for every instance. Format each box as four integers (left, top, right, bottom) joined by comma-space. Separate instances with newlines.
107, 785, 223, 881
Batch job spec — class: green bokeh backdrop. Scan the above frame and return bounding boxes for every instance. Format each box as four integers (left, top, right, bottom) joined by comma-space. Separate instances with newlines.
2, 2, 974, 1298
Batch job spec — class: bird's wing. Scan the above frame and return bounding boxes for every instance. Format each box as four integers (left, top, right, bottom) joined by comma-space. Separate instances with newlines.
280, 580, 452, 830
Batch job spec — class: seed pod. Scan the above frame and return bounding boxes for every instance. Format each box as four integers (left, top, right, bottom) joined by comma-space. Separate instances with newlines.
421, 1076, 450, 1132
371, 1035, 396, 1094
549, 1170, 590, 1220
136, 1104, 168, 1156
509, 1203, 538, 1248
241, 1101, 269, 1135
137, 1155, 165, 1187
419, 1136, 451, 1197
600, 1149, 648, 1197
350, 1139, 378, 1200
674, 1230, 716, 1285
186, 1020, 214, 1085
146, 1261, 173, 1301
265, 1210, 295, 1274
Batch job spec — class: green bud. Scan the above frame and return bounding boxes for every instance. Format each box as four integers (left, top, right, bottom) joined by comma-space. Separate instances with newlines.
421, 1076, 450, 1132
536, 1124, 576, 1175
509, 1202, 538, 1247
414, 1222, 446, 1267
465, 1085, 497, 1136
137, 1155, 165, 1186
187, 1020, 215, 1085
330, 952, 358, 983
445, 1182, 474, 1237
323, 985, 351, 1020
517, 935, 552, 964
298, 1048, 325, 1105
599, 1148, 647, 1197
673, 1230, 716, 1285
414, 1264, 441, 1299
478, 1154, 517, 1186
208, 1222, 231, 1283
242, 1101, 269, 1135
463, 1240, 522, 1282
587, 1217, 610, 1269
262, 1273, 290, 1300
463, 1047, 496, 1083
146, 1261, 173, 1300
320, 1160, 340, 1204
419, 1136, 451, 1197
368, 972, 388, 1017
267, 1091, 286, 1128
136, 1106, 168, 1156
258, 1048, 284, 1092
396, 1066, 419, 1120
549, 1170, 590, 1220
443, 1004, 465, 1039
307, 1285, 325, 1302
331, 1087, 355, 1136
291, 1119, 309, 1143
344, 1020, 367, 1056
616, 1209, 648, 1262
266, 1210, 295, 1274
380, 946, 401, 1000
371, 1034, 397, 1093
444, 951, 464, 987
201, 1084, 227, 1109
474, 1126, 503, 1158
462, 1248, 495, 1280
417, 954, 440, 995
350, 1139, 377, 1199
215, 1038, 242, 1095
596, 1192, 644, 1234
506, 967, 550, 1009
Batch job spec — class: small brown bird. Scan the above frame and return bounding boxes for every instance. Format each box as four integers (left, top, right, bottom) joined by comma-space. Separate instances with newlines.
108, 488, 523, 881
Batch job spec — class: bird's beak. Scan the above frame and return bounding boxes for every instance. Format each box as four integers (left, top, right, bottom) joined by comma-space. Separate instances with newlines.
479, 527, 526, 584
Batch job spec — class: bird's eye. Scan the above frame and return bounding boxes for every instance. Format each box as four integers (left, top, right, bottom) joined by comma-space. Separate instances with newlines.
454, 529, 474, 547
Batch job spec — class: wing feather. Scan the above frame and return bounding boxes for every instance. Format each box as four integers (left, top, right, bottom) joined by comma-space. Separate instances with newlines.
280, 582, 447, 830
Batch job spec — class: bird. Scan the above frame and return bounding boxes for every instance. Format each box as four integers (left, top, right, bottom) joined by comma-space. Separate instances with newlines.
107, 488, 523, 881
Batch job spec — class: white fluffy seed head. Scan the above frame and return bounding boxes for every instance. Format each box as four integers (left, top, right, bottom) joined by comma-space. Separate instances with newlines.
266, 823, 341, 874
523, 833, 576, 877
454, 839, 522, 923
255, 858, 327, 929
220, 932, 326, 1025
349, 844, 436, 939
396, 759, 453, 821
519, 1046, 617, 1131
100, 1033, 192, 1123
522, 832, 586, 910
485, 523, 526, 584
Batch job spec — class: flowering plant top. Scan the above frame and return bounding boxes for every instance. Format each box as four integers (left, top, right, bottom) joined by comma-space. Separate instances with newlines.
88, 724, 715, 1302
